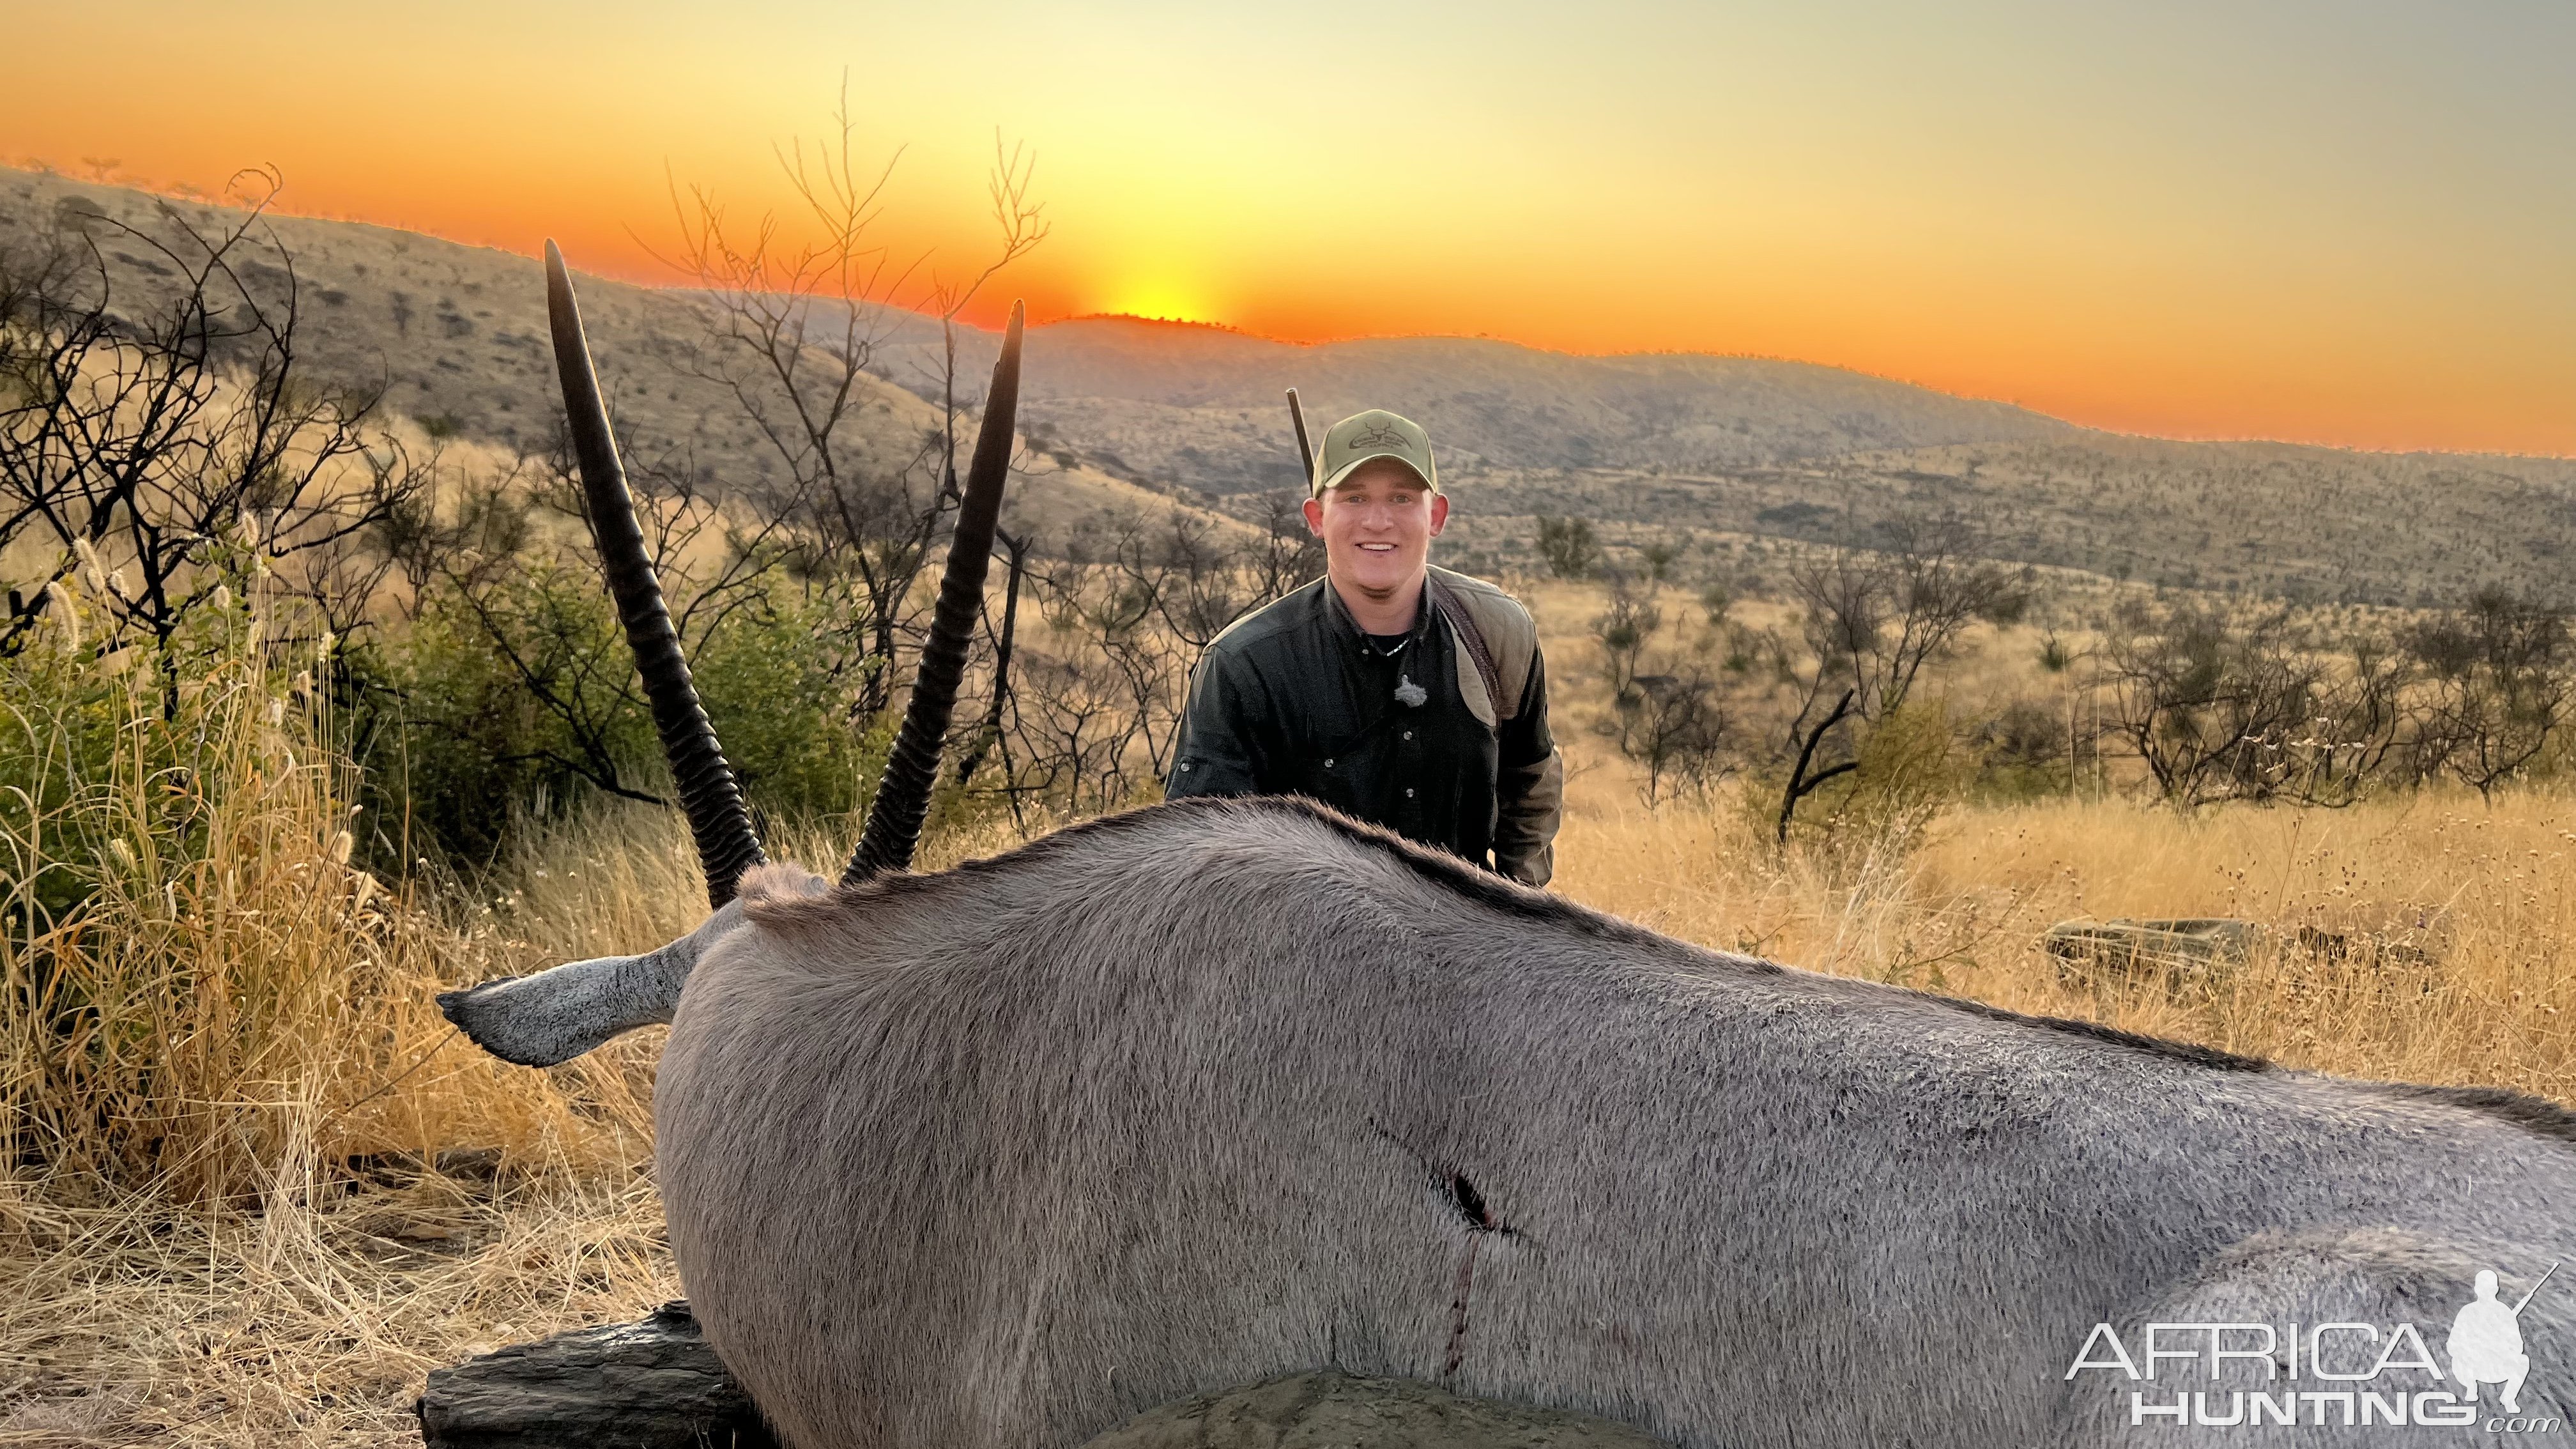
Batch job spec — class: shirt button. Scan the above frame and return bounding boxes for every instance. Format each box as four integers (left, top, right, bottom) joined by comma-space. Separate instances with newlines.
1405, 788, 1416, 799
1402, 730, 1413, 741
1323, 758, 1334, 769
1178, 762, 1192, 772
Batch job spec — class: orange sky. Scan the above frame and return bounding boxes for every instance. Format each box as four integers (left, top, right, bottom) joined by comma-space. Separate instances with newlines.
8, 1, 2572, 454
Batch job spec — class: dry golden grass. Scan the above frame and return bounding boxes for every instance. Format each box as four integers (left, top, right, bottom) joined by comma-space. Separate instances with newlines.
1556, 774, 2576, 1100
0, 580, 671, 1447
6, 579, 2573, 1446
1533, 571, 2573, 1101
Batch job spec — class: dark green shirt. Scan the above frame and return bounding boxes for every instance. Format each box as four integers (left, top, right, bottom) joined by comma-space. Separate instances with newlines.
1165, 578, 1553, 872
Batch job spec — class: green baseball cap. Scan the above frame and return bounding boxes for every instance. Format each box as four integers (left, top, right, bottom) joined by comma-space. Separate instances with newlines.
1313, 409, 1438, 497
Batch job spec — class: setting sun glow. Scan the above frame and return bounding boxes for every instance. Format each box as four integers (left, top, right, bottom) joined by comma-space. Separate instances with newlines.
4, 1, 2570, 455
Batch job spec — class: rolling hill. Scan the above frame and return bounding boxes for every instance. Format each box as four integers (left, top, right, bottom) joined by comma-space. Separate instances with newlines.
0, 169, 1208, 546
853, 314, 2078, 495
8, 167, 2575, 606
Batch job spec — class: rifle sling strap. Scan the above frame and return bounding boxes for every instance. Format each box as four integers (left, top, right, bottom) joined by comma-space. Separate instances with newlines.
1426, 573, 1517, 724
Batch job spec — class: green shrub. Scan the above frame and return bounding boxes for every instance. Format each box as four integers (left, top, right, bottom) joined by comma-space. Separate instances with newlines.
356, 558, 890, 871
692, 591, 887, 822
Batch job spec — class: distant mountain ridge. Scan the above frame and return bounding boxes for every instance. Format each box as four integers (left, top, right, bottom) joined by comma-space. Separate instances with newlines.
10, 168, 2576, 608
848, 311, 2576, 607
855, 312, 2078, 496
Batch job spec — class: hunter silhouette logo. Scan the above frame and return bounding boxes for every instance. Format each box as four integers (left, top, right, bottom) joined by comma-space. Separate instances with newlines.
2451, 1262, 2557, 1414
1348, 420, 1410, 450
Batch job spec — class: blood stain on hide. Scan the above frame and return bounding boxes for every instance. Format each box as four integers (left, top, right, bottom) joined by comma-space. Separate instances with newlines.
1439, 1171, 1504, 1382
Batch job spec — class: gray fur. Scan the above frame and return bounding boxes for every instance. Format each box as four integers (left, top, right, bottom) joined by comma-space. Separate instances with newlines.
592, 796, 2572, 1447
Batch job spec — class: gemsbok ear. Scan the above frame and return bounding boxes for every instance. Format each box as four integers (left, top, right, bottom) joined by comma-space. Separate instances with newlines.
841, 299, 1025, 885
544, 241, 765, 907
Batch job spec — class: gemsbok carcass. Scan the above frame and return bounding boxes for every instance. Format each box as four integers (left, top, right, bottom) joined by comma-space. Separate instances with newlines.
440, 246, 2576, 1448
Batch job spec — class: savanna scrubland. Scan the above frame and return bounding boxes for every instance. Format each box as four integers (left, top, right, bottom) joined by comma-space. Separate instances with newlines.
5, 168, 2575, 1446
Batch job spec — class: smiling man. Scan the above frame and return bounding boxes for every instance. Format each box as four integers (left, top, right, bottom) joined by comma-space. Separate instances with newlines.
1165, 409, 1562, 885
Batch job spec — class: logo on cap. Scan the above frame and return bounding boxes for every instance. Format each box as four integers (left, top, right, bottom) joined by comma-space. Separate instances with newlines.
1348, 420, 1409, 450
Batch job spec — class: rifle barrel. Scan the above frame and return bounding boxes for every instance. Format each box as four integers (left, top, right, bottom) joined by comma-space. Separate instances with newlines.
1287, 388, 1315, 486
2510, 1259, 2560, 1315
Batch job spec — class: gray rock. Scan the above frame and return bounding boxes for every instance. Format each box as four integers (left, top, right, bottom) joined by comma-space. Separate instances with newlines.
2043, 917, 2260, 990
415, 1301, 776, 1449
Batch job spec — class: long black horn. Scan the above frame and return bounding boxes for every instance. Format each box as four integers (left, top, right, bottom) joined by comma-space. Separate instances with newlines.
843, 300, 1024, 885
545, 240, 766, 908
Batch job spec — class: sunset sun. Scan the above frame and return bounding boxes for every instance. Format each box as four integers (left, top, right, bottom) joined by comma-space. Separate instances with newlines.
1100, 281, 1217, 325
